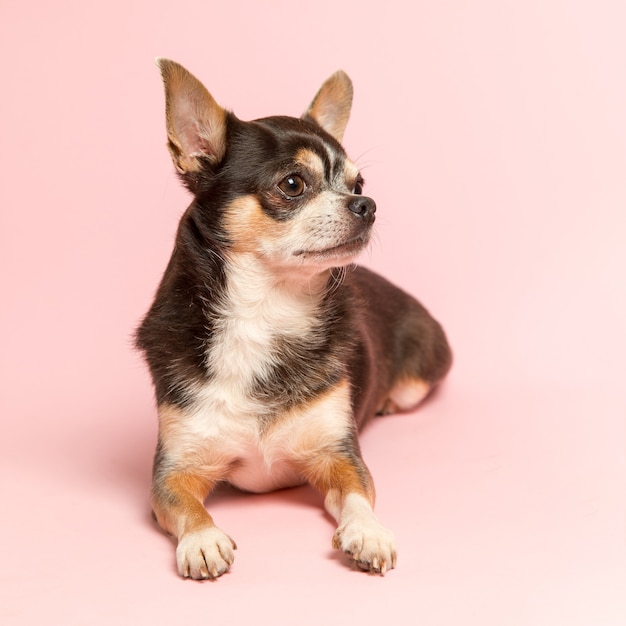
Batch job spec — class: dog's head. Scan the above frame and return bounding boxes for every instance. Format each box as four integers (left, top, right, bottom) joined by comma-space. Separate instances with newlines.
157, 59, 376, 275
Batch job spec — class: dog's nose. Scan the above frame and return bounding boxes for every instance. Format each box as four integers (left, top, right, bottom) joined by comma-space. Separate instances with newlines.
348, 196, 376, 221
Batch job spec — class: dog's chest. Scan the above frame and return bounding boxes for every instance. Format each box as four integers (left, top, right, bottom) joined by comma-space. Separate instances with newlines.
184, 376, 353, 494
211, 263, 319, 391
189, 259, 323, 428
178, 263, 345, 492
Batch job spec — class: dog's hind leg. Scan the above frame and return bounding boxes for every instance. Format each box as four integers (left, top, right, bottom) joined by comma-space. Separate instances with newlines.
376, 377, 433, 415
376, 313, 452, 416
348, 267, 452, 417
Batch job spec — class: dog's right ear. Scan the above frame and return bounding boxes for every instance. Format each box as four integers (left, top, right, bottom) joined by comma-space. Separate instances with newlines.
156, 58, 227, 177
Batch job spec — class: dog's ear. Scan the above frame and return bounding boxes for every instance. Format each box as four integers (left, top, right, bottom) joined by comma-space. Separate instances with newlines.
156, 58, 228, 176
303, 70, 353, 143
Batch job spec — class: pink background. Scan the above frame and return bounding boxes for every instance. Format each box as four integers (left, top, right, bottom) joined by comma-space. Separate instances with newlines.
1, 1, 624, 624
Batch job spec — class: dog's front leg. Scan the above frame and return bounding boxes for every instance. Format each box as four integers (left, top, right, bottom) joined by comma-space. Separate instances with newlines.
301, 446, 397, 574
152, 460, 236, 579
151, 425, 236, 580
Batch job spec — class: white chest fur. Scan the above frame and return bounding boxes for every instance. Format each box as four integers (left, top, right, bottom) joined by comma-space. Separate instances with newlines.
197, 254, 322, 418
170, 255, 350, 493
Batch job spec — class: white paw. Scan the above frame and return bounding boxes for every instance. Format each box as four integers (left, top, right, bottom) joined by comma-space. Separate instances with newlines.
332, 517, 397, 575
176, 526, 237, 580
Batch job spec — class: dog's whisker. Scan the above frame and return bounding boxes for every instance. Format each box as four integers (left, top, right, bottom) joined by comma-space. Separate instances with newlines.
354, 146, 381, 166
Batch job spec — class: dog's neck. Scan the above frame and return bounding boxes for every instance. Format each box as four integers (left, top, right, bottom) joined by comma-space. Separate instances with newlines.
224, 252, 332, 304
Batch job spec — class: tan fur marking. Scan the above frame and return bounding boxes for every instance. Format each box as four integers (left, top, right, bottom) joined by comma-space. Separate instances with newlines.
223, 195, 287, 254
293, 148, 325, 178
304, 456, 375, 505
154, 473, 216, 537
294, 148, 360, 193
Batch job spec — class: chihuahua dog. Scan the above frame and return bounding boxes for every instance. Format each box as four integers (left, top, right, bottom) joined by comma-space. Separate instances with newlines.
136, 59, 451, 580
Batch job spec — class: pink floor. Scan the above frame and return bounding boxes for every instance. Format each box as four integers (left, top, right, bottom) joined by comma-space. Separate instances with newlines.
1, 1, 624, 624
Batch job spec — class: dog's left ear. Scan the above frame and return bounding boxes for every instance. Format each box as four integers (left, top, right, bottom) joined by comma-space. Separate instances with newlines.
303, 71, 353, 144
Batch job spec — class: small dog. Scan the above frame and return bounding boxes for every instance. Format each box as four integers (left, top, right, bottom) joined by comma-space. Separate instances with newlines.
136, 59, 452, 579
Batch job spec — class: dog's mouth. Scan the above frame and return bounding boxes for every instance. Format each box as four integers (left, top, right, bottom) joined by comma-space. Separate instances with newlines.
294, 232, 371, 261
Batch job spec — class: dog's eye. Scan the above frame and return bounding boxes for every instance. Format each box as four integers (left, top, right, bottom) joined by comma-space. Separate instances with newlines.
278, 175, 306, 198
353, 176, 364, 195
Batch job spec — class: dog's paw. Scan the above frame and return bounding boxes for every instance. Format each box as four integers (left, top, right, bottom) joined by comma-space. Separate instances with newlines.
176, 526, 237, 580
332, 517, 397, 575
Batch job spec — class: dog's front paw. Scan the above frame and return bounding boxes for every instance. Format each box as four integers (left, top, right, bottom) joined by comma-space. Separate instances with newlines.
176, 526, 237, 580
332, 518, 397, 574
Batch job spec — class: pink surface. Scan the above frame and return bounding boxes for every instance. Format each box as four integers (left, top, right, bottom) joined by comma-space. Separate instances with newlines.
1, 1, 624, 624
